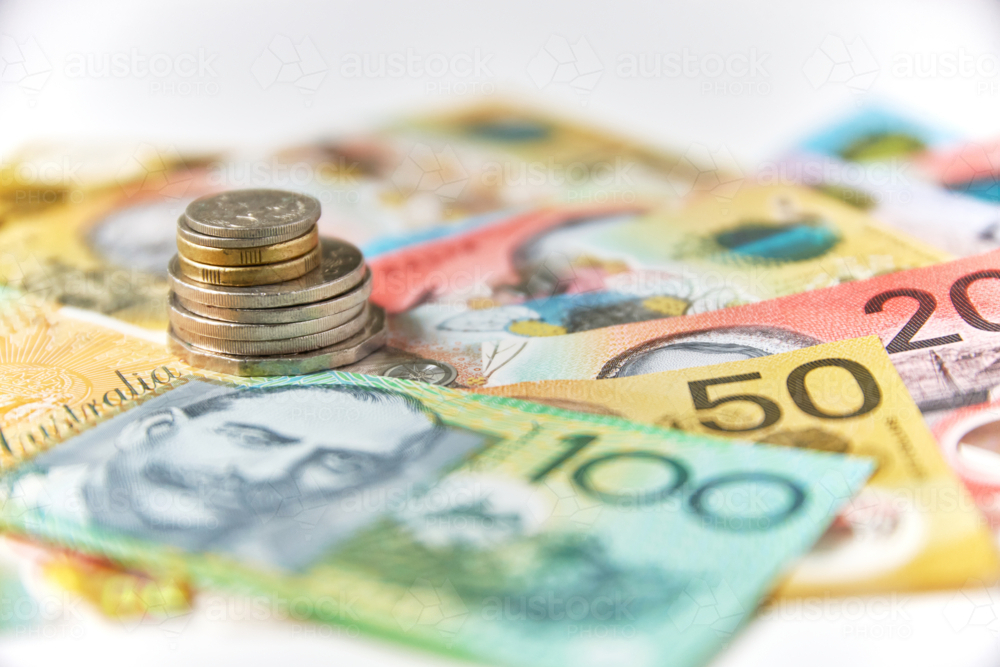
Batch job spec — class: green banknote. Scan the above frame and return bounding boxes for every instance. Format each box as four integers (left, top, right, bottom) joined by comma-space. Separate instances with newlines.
0, 371, 871, 667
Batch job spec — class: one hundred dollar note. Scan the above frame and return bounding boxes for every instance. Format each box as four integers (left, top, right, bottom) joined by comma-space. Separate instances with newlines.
470, 248, 1000, 529
0, 368, 871, 667
479, 336, 1000, 597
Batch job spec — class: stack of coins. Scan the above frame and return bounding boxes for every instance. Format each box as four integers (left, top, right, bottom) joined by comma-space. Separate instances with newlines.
166, 189, 385, 376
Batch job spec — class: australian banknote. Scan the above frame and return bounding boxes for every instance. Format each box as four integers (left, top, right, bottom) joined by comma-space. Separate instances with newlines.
232, 100, 707, 255
0, 288, 197, 622
0, 292, 182, 467
0, 146, 220, 330
775, 107, 1000, 257
468, 249, 1000, 528
920, 137, 1000, 203
0, 365, 871, 667
479, 336, 999, 597
375, 182, 951, 382
372, 182, 948, 316
0, 103, 705, 331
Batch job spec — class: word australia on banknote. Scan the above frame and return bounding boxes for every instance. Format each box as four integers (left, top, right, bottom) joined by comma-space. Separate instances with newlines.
0, 368, 870, 667
0, 293, 180, 465
480, 336, 999, 597
482, 248, 1000, 526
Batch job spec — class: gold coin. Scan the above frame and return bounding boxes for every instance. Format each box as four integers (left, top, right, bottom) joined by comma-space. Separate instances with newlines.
167, 306, 386, 377
168, 238, 365, 308
175, 245, 321, 286
172, 304, 370, 355
176, 226, 318, 266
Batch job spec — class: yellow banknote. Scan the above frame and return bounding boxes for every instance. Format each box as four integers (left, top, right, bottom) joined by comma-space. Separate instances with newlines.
479, 335, 999, 597
605, 184, 951, 298
0, 146, 218, 330
0, 294, 182, 468
400, 100, 705, 195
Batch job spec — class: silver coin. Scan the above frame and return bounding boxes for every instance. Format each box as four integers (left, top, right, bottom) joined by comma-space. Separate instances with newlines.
170, 306, 368, 356
177, 217, 309, 249
168, 306, 387, 376
383, 360, 458, 386
174, 269, 372, 323
184, 189, 320, 239
170, 295, 366, 341
169, 238, 366, 308
335, 346, 444, 377
172, 304, 370, 355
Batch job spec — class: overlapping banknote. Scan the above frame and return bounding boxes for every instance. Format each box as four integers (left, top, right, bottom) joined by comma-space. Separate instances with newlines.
4, 99, 1000, 667
367, 181, 949, 382
0, 298, 871, 667
479, 336, 998, 597
371, 182, 948, 314
775, 107, 1000, 257
466, 250, 1000, 528
0, 101, 706, 331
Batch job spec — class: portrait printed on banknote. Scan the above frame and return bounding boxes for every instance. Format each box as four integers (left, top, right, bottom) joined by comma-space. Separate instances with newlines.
4, 378, 488, 570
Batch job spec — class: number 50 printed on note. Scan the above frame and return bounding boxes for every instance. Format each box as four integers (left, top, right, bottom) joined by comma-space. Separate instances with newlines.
480, 336, 1000, 597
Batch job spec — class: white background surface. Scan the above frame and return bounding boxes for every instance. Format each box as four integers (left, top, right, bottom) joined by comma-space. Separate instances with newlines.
2, 1, 1000, 665
4, 0, 1000, 163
